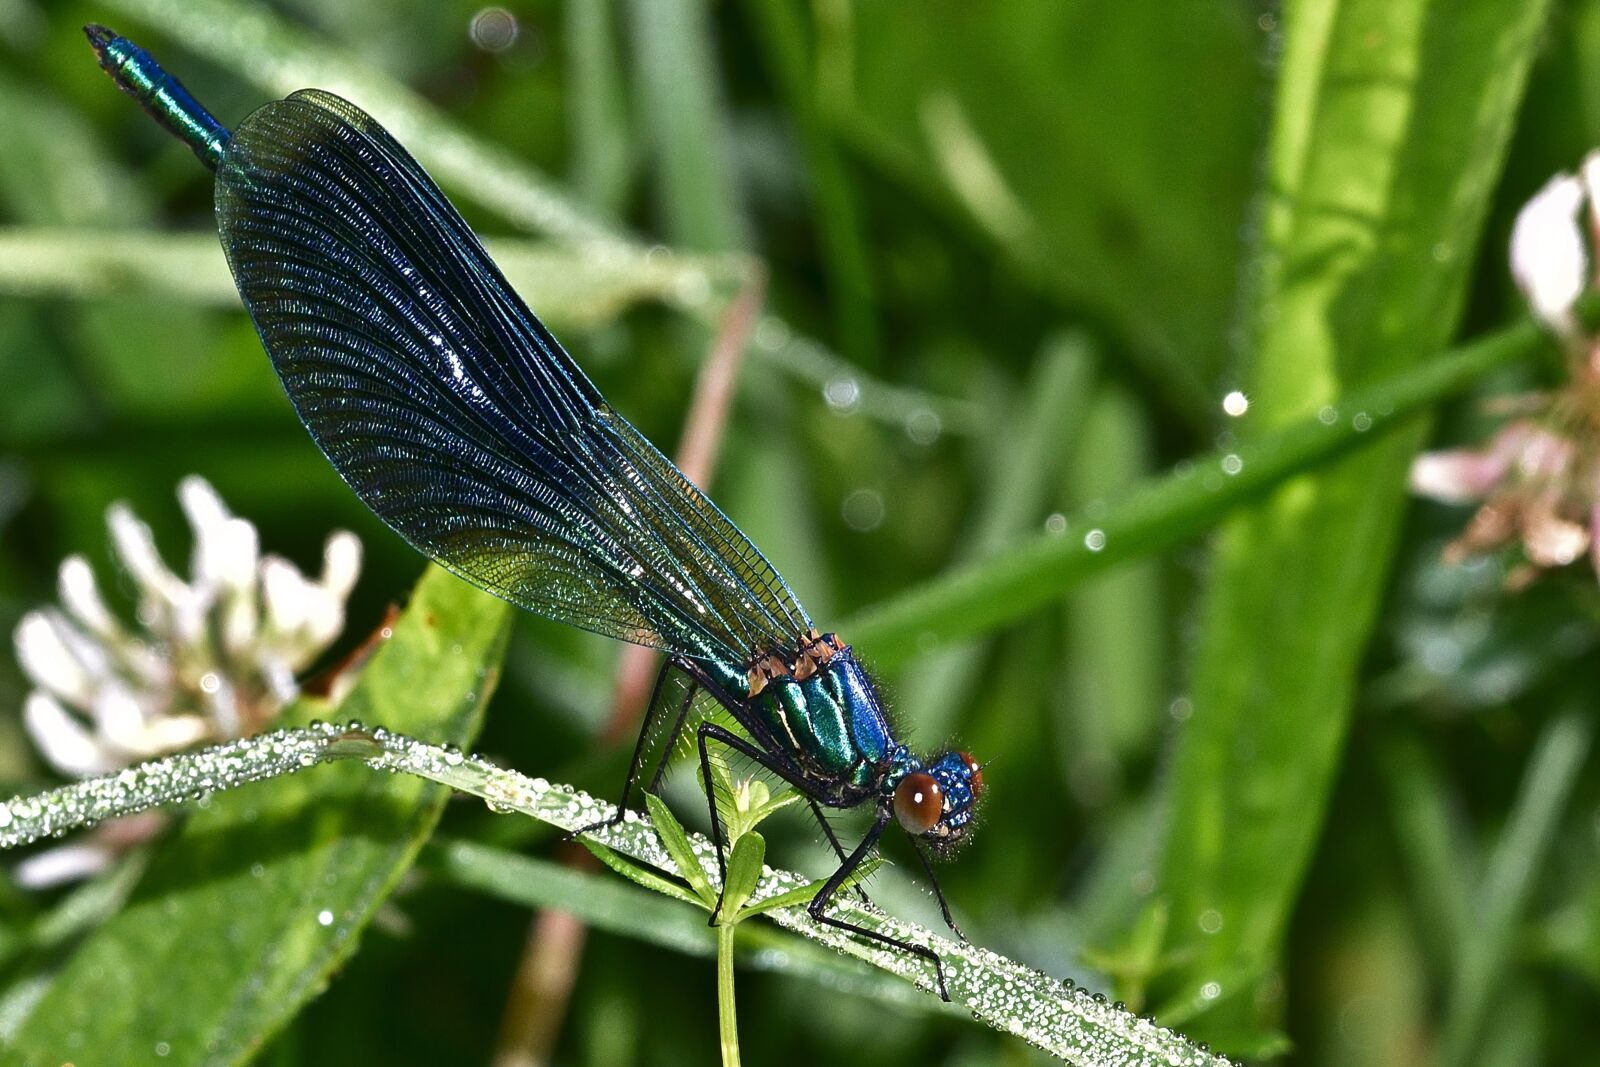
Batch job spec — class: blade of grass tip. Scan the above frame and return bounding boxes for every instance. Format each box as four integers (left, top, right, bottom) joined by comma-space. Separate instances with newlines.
742, 0, 881, 369
845, 312, 1556, 669
566, 0, 632, 218
1438, 709, 1593, 1066
895, 332, 1094, 741
1376, 732, 1473, 968
646, 793, 715, 903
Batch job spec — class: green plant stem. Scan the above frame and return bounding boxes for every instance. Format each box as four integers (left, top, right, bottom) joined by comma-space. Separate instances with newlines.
717, 921, 741, 1067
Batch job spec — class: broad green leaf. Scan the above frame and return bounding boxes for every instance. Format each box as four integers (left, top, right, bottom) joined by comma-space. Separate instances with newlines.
6, 566, 510, 1065
1147, 0, 1552, 1048
718, 831, 765, 921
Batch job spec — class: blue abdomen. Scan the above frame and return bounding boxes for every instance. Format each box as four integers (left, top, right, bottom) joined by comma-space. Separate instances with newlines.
86, 25, 230, 170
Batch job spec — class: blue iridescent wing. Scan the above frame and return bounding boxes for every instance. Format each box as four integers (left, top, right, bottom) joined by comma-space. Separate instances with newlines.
214, 88, 811, 664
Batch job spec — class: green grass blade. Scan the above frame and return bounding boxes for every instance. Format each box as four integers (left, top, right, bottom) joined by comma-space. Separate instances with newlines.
565, 0, 632, 218
0, 228, 740, 330
1060, 382, 1163, 801
4, 566, 511, 1064
1438, 711, 1593, 1065
847, 315, 1550, 667
742, 0, 881, 368
895, 332, 1093, 739
432, 838, 710, 949
1147, 0, 1552, 1047
1378, 732, 1473, 966
625, 0, 746, 253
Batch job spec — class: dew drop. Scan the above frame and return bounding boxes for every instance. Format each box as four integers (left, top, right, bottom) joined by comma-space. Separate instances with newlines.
905, 408, 941, 445
841, 489, 885, 532
1084, 529, 1106, 552
823, 376, 861, 413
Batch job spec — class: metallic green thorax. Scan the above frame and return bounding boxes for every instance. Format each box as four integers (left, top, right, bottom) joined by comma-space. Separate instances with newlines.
86, 26, 230, 171
744, 646, 895, 794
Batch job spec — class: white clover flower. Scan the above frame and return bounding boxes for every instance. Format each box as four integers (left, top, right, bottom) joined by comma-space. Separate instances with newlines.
10, 475, 361, 887
1411, 152, 1600, 586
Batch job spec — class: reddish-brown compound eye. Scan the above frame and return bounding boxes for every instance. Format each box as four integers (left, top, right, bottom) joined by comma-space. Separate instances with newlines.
893, 773, 944, 835
959, 751, 984, 798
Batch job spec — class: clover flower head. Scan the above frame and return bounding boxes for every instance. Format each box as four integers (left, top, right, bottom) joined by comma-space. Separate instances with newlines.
10, 476, 360, 886
1411, 152, 1600, 587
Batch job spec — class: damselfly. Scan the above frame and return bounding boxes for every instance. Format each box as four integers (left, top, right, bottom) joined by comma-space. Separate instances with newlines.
86, 25, 981, 999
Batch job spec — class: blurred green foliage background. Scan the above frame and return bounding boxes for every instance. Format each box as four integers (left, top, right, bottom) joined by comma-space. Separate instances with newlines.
2, 0, 1600, 1064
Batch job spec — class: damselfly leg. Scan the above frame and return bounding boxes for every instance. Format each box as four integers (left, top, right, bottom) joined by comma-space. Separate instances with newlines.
694, 722, 951, 1002
568, 658, 698, 842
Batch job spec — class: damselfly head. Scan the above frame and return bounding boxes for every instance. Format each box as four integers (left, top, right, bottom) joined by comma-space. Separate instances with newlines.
891, 749, 983, 856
